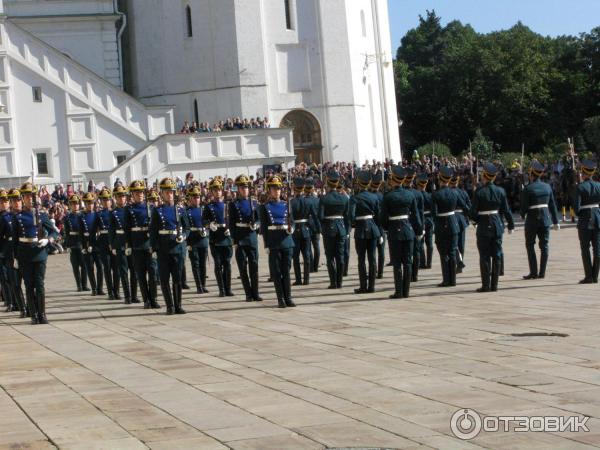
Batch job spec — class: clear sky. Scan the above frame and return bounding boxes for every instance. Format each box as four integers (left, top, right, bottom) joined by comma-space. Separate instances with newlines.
388, 0, 600, 49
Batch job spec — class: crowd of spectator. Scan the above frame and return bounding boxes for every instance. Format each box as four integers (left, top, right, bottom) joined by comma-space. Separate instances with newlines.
180, 116, 271, 134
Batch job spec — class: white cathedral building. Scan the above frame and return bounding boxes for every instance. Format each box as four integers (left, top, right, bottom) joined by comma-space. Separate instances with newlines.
0, 0, 400, 187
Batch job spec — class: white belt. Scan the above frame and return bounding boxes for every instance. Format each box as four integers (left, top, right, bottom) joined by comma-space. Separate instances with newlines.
580, 204, 600, 210
99, 230, 109, 235
159, 230, 178, 235
479, 210, 499, 215
325, 215, 343, 220
215, 224, 227, 228
355, 215, 373, 221
268, 225, 288, 230
455, 209, 464, 213
437, 212, 455, 217
83, 232, 90, 237
69, 232, 79, 236
131, 227, 148, 232
424, 211, 431, 215
529, 204, 548, 210
190, 227, 205, 232
7, 237, 12, 241
115, 230, 125, 235
294, 219, 308, 224
19, 237, 38, 243
236, 223, 251, 228
389, 215, 409, 221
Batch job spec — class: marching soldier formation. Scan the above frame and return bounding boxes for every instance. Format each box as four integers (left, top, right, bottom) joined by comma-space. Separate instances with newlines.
1, 159, 599, 325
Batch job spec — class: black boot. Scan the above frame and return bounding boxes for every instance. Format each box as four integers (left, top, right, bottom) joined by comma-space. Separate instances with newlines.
326, 260, 336, 289
192, 266, 202, 294
283, 276, 296, 307
215, 266, 225, 297
303, 261, 310, 286
240, 265, 252, 301
26, 290, 38, 325
448, 258, 457, 287
491, 258, 500, 291
162, 283, 174, 315
336, 262, 344, 289
477, 260, 491, 292
293, 256, 302, 286
367, 265, 376, 293
224, 264, 234, 297
580, 252, 594, 284
538, 252, 548, 279
438, 257, 450, 287
499, 254, 505, 276
402, 264, 411, 298
355, 261, 367, 294
426, 245, 433, 269
593, 257, 599, 283
273, 279, 285, 308
523, 246, 538, 279
412, 254, 419, 282
250, 267, 262, 301
37, 292, 48, 324
174, 284, 186, 314
389, 266, 403, 299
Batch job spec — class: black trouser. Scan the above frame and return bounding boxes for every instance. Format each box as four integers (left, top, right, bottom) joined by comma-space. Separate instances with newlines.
579, 228, 600, 281
7, 260, 25, 313
210, 245, 233, 294
189, 246, 208, 290
323, 234, 346, 288
377, 232, 386, 277
269, 247, 293, 303
0, 257, 13, 309
293, 234, 311, 285
420, 221, 434, 268
525, 224, 550, 276
19, 258, 47, 321
83, 250, 103, 294
132, 249, 156, 305
477, 235, 503, 291
435, 233, 458, 285
235, 244, 260, 299
389, 239, 414, 297
99, 249, 117, 297
310, 234, 320, 272
158, 251, 184, 309
355, 238, 377, 291
69, 248, 87, 290
114, 249, 134, 301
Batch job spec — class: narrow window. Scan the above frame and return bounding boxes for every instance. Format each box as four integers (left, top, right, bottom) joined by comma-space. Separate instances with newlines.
116, 154, 127, 165
186, 5, 193, 37
284, 0, 293, 30
32, 86, 42, 102
193, 99, 199, 125
36, 152, 49, 175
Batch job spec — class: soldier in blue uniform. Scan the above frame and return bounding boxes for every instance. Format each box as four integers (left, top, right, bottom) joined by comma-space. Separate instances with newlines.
63, 194, 88, 292
147, 189, 163, 293
150, 177, 189, 314
0, 188, 15, 312
230, 174, 262, 301
80, 192, 105, 296
124, 180, 160, 309
259, 175, 296, 308
185, 186, 209, 294
319, 171, 351, 289
370, 173, 387, 279
350, 171, 381, 293
304, 178, 321, 273
3, 189, 26, 317
291, 177, 312, 286
574, 160, 600, 283
12, 183, 58, 324
204, 177, 235, 297
520, 162, 560, 280
381, 166, 421, 298
403, 168, 424, 281
109, 185, 138, 304
416, 174, 434, 269
450, 176, 471, 274
470, 163, 515, 292
338, 183, 352, 277
432, 167, 468, 287
96, 188, 119, 299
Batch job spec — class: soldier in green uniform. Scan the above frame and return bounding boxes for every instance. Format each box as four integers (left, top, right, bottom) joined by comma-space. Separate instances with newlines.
350, 171, 381, 293
470, 163, 515, 292
449, 176, 471, 274
370, 172, 386, 279
319, 172, 351, 289
416, 174, 434, 269
124, 180, 160, 309
304, 178, 321, 273
259, 175, 296, 308
381, 166, 421, 298
520, 161, 560, 280
291, 177, 312, 286
4, 189, 26, 317
403, 168, 424, 281
150, 177, 189, 314
185, 186, 210, 294
574, 160, 600, 283
109, 185, 138, 304
230, 175, 262, 301
432, 167, 468, 287
204, 177, 235, 297
63, 194, 88, 292
12, 183, 58, 324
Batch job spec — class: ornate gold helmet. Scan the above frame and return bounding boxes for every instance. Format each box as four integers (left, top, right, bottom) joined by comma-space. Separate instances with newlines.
68, 194, 81, 204
19, 182, 37, 194
186, 186, 201, 198
0, 188, 7, 200
98, 187, 112, 199
82, 192, 96, 203
113, 185, 128, 197
159, 177, 176, 191
128, 180, 146, 192
147, 190, 160, 201
208, 176, 224, 190
7, 188, 21, 199
234, 174, 251, 187
266, 175, 283, 188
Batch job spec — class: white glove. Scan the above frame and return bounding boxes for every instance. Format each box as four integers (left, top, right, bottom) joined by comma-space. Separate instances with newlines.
125, 248, 132, 256
82, 248, 88, 255
553, 223, 560, 231
209, 222, 218, 232
251, 223, 259, 231
152, 251, 157, 258
378, 236, 384, 245
286, 227, 294, 235
508, 229, 514, 235
200, 230, 207, 238
37, 239, 49, 248
87, 246, 93, 253
111, 249, 117, 256
13, 260, 18, 270
417, 235, 423, 241
187, 245, 192, 251
224, 229, 231, 237
176, 236, 185, 243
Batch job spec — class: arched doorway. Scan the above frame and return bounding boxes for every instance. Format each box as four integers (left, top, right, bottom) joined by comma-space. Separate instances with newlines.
280, 110, 323, 164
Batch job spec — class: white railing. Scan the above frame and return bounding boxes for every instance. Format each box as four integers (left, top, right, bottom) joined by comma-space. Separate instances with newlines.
84, 128, 296, 185
2, 19, 174, 140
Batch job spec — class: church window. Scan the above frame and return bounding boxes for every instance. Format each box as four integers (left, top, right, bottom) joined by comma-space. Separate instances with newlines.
32, 87, 42, 102
186, 5, 193, 37
284, 0, 293, 30
36, 152, 49, 175
194, 99, 199, 125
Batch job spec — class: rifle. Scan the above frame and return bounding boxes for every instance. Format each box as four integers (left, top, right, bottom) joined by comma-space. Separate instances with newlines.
30, 155, 43, 240
144, 177, 151, 226
174, 199, 181, 240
